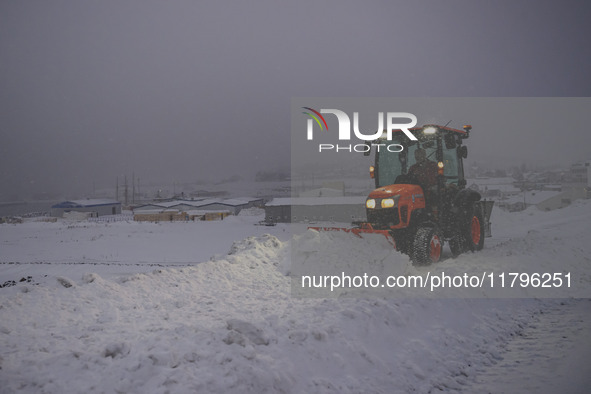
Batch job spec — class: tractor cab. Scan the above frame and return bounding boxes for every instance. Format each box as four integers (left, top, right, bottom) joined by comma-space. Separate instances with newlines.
369, 124, 470, 190
365, 124, 471, 230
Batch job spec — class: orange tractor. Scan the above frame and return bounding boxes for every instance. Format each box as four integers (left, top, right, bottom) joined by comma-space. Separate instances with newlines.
311, 124, 493, 265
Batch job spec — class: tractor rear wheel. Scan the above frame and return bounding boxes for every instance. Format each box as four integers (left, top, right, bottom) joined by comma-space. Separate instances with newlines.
412, 227, 442, 265
449, 205, 485, 257
466, 208, 485, 252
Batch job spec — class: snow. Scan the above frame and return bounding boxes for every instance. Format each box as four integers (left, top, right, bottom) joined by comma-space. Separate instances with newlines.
266, 196, 367, 206
0, 199, 590, 393
464, 299, 591, 393
134, 198, 259, 211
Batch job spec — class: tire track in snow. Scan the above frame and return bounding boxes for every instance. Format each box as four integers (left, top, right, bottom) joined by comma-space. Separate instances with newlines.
462, 299, 591, 393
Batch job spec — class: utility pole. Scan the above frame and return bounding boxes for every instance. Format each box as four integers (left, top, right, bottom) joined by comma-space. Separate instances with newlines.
522, 180, 526, 210
132, 172, 135, 204
116, 176, 119, 202
124, 175, 128, 205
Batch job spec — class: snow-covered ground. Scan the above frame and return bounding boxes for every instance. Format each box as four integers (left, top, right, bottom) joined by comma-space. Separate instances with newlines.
0, 202, 590, 393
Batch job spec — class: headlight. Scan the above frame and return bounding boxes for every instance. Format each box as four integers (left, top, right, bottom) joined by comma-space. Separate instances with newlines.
366, 199, 376, 209
381, 198, 395, 208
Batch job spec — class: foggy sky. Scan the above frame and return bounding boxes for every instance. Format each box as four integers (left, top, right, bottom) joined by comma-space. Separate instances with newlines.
1, 0, 591, 200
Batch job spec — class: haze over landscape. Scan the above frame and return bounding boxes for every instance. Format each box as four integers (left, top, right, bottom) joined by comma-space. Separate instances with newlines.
1, 0, 590, 201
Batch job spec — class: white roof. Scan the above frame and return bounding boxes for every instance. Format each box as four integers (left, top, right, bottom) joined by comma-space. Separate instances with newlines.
156, 201, 186, 208
156, 200, 213, 208
218, 199, 251, 206
134, 209, 176, 214
56, 199, 120, 207
186, 209, 231, 215
503, 191, 562, 205
137, 198, 255, 210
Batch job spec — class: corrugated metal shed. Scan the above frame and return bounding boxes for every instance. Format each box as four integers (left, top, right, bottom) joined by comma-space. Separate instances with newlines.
134, 198, 260, 215
51, 199, 121, 217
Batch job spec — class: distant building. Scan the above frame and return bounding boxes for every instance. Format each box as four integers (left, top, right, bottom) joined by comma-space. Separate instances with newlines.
561, 160, 591, 202
568, 161, 590, 186
133, 209, 232, 222
468, 177, 521, 199
51, 199, 121, 218
133, 198, 264, 217
497, 191, 564, 212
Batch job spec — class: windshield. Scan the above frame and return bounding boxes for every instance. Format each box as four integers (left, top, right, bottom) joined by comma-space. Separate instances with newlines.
375, 131, 461, 187
376, 140, 405, 187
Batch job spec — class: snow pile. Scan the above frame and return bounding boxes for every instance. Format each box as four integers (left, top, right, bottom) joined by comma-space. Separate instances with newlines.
0, 214, 278, 284
0, 199, 590, 392
0, 235, 290, 393
0, 233, 551, 393
290, 229, 412, 297
290, 199, 591, 298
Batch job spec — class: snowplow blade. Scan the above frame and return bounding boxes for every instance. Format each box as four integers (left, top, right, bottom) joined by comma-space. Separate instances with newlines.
308, 224, 397, 249
475, 200, 495, 238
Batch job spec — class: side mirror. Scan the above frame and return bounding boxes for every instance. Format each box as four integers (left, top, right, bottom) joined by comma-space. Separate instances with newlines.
458, 146, 468, 159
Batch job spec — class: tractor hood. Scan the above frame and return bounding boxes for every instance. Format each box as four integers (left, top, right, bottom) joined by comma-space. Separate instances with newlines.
365, 183, 426, 229
368, 184, 424, 199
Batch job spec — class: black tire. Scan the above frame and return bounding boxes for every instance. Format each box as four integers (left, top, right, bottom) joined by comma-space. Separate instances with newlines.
448, 206, 485, 257
448, 235, 465, 257
465, 207, 485, 252
411, 226, 442, 265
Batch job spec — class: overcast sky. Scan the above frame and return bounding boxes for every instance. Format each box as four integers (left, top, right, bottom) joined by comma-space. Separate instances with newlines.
1, 0, 590, 200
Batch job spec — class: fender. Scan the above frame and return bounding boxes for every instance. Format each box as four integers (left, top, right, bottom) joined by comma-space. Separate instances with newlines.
453, 188, 481, 207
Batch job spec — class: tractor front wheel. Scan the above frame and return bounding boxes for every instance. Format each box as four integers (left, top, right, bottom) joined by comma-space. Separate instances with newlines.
449, 235, 464, 257
412, 227, 442, 265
